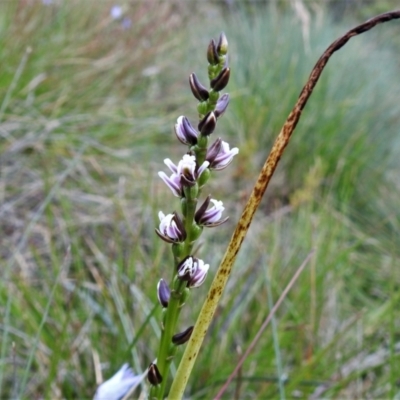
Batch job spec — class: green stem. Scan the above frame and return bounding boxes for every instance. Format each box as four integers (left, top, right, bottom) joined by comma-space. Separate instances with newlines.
152, 280, 185, 400
194, 135, 208, 169
151, 187, 198, 400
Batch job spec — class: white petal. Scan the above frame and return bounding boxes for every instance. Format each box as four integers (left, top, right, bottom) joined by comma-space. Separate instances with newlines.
93, 364, 141, 400
164, 158, 178, 174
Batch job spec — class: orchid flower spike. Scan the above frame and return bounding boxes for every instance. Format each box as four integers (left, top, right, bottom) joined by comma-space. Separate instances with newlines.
93, 364, 142, 400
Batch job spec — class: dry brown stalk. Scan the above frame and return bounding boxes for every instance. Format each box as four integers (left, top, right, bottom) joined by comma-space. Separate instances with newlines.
168, 9, 400, 400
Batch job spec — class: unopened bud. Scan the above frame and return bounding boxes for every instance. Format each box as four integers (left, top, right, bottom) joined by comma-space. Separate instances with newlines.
197, 101, 208, 116
172, 242, 184, 259
147, 363, 162, 386
189, 73, 209, 102
210, 67, 230, 92
217, 32, 228, 55
175, 116, 198, 146
214, 93, 230, 118
207, 39, 219, 65
157, 279, 170, 308
172, 326, 194, 345
179, 287, 190, 306
189, 223, 203, 242
197, 166, 210, 188
198, 111, 217, 136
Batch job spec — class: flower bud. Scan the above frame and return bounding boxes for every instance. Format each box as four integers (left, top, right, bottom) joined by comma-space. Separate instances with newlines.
172, 326, 194, 345
189, 73, 209, 102
197, 167, 210, 188
214, 93, 230, 118
197, 101, 208, 116
210, 67, 230, 92
147, 363, 162, 386
208, 89, 219, 103
217, 32, 228, 55
189, 223, 203, 242
197, 134, 208, 150
179, 287, 190, 306
198, 111, 217, 136
172, 242, 184, 259
175, 116, 198, 146
207, 39, 219, 65
157, 279, 170, 308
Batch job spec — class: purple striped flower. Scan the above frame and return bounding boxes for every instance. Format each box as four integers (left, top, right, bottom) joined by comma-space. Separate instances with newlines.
177, 256, 209, 288
207, 140, 239, 170
188, 258, 209, 288
158, 155, 209, 196
156, 211, 186, 243
195, 196, 229, 227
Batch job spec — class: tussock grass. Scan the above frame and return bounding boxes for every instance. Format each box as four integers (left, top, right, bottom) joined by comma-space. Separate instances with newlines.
1, 1, 400, 398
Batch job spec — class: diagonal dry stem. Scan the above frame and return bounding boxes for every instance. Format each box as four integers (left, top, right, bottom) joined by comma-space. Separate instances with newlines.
168, 10, 400, 400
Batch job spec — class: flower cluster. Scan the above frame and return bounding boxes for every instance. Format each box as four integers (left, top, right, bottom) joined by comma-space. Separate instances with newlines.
150, 32, 238, 397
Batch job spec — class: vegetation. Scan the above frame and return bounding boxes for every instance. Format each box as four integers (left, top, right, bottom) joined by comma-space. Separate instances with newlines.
1, 1, 399, 398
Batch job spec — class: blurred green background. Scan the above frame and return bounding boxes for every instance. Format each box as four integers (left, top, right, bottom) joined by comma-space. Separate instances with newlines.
1, 0, 400, 398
